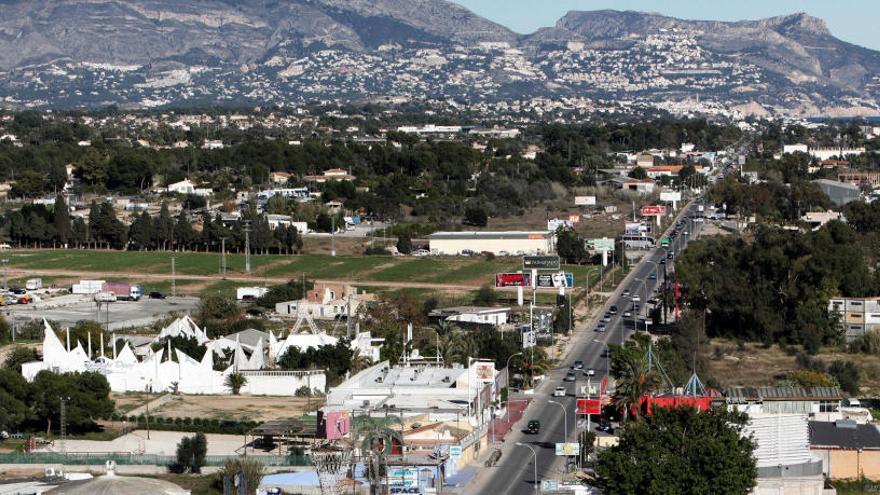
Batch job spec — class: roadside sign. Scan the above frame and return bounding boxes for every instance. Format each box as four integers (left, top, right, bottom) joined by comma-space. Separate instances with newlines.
523, 255, 560, 270
495, 273, 531, 288
541, 480, 560, 492
577, 398, 602, 415
640, 205, 667, 216
555, 443, 580, 456
535, 272, 574, 289
660, 236, 670, 247
449, 446, 462, 458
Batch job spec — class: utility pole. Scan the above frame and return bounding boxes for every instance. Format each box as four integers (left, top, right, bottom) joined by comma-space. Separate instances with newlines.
220, 237, 227, 275
171, 256, 176, 297
243, 221, 252, 274
59, 396, 69, 454
330, 216, 336, 257
1, 258, 7, 293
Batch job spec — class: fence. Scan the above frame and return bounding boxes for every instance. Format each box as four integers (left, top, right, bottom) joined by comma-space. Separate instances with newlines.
0, 452, 312, 467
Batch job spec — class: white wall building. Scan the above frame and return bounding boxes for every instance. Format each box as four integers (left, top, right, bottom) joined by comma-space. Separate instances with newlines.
428, 231, 555, 256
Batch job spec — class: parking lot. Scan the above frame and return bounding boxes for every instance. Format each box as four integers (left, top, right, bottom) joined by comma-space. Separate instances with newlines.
4, 295, 200, 330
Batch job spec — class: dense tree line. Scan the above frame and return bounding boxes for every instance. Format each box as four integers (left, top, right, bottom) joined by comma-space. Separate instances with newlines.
0, 367, 114, 434
677, 222, 880, 353
2, 197, 302, 253
0, 115, 747, 226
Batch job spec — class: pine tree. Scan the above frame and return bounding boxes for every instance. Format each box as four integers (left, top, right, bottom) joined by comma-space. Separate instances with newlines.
53, 195, 71, 247
129, 211, 155, 251
156, 202, 174, 250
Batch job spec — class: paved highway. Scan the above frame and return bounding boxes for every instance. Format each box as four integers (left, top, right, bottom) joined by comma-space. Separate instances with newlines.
468, 199, 706, 495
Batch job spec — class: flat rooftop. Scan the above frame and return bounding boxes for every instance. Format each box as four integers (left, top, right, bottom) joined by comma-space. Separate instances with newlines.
428, 231, 552, 240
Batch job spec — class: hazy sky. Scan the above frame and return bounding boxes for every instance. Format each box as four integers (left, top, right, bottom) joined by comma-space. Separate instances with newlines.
452, 0, 880, 50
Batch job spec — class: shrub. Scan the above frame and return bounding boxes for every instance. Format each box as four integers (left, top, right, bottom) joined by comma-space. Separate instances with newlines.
295, 385, 311, 397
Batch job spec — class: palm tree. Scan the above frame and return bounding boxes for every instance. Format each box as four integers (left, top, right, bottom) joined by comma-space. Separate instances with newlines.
442, 329, 476, 366
225, 372, 247, 395
515, 348, 552, 388
352, 414, 404, 495
611, 350, 659, 422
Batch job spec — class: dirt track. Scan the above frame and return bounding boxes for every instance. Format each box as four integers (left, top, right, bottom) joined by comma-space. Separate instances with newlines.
7, 267, 481, 292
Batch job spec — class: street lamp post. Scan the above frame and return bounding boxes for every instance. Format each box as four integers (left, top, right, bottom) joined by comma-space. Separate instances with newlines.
515, 442, 539, 495
548, 400, 569, 444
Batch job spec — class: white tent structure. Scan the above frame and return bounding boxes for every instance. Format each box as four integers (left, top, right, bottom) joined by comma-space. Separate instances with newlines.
154, 315, 209, 344
21, 319, 325, 396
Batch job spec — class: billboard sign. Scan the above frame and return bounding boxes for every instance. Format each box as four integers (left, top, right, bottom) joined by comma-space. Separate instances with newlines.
521, 327, 536, 349
640, 205, 667, 216
577, 398, 602, 415
555, 443, 580, 456
625, 222, 644, 235
474, 361, 496, 383
449, 445, 462, 458
388, 467, 419, 488
587, 237, 615, 252
495, 273, 531, 288
574, 195, 596, 206
535, 272, 574, 289
523, 255, 560, 270
548, 218, 574, 231
660, 191, 681, 202
321, 410, 350, 440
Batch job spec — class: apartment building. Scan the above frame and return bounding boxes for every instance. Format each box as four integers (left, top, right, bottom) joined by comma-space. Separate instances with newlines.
828, 297, 880, 342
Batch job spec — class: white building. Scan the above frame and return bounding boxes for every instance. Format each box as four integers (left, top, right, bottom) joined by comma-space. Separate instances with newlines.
431, 306, 511, 327
165, 179, 212, 196
428, 231, 555, 256
22, 319, 326, 396
783, 144, 809, 154
324, 360, 496, 424
265, 214, 308, 233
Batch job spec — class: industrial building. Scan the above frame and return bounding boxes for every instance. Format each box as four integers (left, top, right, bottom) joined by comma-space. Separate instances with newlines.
428, 231, 555, 256
811, 419, 880, 480
829, 297, 880, 342
813, 179, 861, 206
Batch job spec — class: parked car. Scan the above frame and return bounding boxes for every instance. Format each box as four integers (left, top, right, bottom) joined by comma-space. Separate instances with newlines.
149, 291, 166, 299
623, 311, 632, 318
553, 386, 566, 397
622, 289, 631, 298
595, 324, 607, 332
596, 419, 614, 434
564, 371, 577, 382
527, 420, 541, 434
609, 305, 618, 315
602, 313, 611, 322
632, 295, 641, 302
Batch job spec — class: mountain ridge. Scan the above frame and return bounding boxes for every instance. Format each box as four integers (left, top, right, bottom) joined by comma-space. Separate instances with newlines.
0, 3, 877, 112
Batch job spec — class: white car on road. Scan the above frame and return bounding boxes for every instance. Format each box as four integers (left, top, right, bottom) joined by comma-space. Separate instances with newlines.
553, 386, 566, 397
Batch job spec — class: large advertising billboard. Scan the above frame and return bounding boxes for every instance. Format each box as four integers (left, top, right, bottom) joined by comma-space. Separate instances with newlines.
640, 205, 667, 216
495, 273, 531, 288
577, 398, 602, 415
625, 222, 644, 235
523, 255, 561, 270
660, 191, 681, 202
535, 272, 574, 289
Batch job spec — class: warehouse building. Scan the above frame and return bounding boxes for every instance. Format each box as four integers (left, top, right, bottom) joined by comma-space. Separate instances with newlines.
428, 231, 555, 256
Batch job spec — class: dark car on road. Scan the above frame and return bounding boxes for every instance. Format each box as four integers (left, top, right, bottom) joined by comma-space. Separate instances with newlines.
149, 291, 166, 299
527, 420, 541, 434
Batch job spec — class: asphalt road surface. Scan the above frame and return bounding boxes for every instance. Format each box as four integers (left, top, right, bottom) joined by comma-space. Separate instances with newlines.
470, 199, 706, 495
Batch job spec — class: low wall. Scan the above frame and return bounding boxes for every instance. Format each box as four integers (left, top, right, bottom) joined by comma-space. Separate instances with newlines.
242, 370, 326, 395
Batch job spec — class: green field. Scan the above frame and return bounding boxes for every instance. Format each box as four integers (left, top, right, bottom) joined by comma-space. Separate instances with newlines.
5, 250, 601, 293
6, 250, 279, 276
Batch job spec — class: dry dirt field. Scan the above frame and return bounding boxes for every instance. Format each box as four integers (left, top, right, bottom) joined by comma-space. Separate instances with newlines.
703, 339, 880, 395
150, 394, 324, 422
